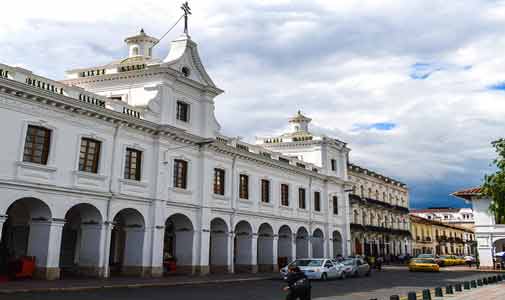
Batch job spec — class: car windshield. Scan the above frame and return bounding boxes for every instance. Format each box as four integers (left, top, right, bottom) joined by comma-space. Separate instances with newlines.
291, 259, 324, 267
413, 259, 435, 264
342, 259, 355, 266
417, 254, 432, 258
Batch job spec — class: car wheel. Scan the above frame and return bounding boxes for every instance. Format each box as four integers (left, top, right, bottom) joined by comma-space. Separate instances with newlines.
341, 272, 347, 280
365, 271, 371, 277
352, 271, 358, 277
321, 273, 328, 281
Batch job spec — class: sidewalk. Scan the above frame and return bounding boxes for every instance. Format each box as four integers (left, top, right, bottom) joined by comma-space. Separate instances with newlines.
0, 272, 277, 294
449, 282, 505, 300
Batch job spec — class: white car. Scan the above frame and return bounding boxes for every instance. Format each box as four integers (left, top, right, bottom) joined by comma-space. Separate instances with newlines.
280, 258, 345, 280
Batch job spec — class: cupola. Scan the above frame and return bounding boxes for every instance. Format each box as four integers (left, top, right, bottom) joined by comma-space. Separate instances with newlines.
289, 110, 312, 133
124, 29, 159, 58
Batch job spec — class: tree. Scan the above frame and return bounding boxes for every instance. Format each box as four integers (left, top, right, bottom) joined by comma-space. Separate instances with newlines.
482, 138, 505, 224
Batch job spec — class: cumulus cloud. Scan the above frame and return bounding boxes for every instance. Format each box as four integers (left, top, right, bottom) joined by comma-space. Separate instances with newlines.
1, 0, 504, 208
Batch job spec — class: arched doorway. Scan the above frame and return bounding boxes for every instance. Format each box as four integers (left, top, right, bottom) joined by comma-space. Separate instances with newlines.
296, 227, 309, 258
1, 198, 60, 279
312, 229, 324, 258
257, 223, 274, 272
234, 221, 253, 273
354, 237, 362, 255
163, 214, 194, 275
109, 208, 145, 276
59, 203, 103, 278
332, 231, 343, 257
209, 218, 229, 273
278, 225, 292, 268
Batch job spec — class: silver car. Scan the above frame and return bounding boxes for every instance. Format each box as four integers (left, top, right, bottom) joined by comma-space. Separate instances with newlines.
341, 257, 371, 277
280, 258, 345, 280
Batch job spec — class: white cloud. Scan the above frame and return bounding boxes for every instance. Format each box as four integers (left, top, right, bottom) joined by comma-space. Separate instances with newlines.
1, 0, 504, 207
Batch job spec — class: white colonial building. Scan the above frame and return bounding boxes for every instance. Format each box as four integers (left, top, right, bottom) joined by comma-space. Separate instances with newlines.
410, 207, 474, 230
0, 29, 353, 280
452, 188, 504, 268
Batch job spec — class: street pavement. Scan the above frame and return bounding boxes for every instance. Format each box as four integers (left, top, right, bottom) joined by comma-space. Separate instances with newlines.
1, 267, 501, 300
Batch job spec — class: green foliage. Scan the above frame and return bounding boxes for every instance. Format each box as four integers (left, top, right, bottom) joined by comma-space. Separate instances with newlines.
482, 138, 505, 224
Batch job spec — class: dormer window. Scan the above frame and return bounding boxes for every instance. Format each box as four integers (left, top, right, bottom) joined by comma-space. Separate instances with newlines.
181, 66, 190, 77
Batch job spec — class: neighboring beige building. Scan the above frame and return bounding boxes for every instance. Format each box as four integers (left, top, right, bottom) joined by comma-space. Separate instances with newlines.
410, 214, 475, 256
348, 164, 411, 257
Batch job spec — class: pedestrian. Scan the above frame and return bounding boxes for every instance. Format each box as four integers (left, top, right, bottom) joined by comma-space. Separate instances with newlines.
283, 266, 311, 300
376, 256, 383, 271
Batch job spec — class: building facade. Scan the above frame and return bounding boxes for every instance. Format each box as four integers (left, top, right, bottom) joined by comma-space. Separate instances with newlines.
410, 208, 474, 230
0, 30, 355, 280
410, 214, 475, 256
347, 164, 411, 257
453, 188, 505, 268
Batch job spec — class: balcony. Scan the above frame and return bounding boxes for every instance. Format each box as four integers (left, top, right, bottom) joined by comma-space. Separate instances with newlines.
349, 194, 409, 213
350, 223, 411, 237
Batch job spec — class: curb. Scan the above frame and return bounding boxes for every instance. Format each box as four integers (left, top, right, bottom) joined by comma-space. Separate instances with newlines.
0, 276, 274, 294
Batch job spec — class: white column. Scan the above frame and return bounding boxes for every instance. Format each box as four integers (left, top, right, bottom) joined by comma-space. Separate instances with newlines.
27, 220, 65, 280
291, 234, 297, 260
228, 232, 235, 273
251, 234, 258, 273
308, 236, 313, 258
197, 229, 211, 275
272, 236, 279, 272
102, 221, 113, 278
0, 215, 6, 241
323, 238, 329, 258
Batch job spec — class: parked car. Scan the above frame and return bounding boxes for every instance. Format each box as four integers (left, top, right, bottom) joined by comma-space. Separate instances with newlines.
340, 257, 371, 277
464, 256, 475, 263
408, 258, 440, 272
280, 258, 345, 280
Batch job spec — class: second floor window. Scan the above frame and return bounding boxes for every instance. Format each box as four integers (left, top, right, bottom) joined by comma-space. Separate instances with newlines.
124, 148, 142, 181
333, 196, 338, 215
239, 174, 249, 199
173, 159, 188, 189
298, 188, 306, 209
176, 101, 189, 122
79, 138, 101, 173
331, 159, 337, 171
261, 179, 270, 203
214, 168, 225, 195
314, 191, 321, 211
23, 125, 51, 165
281, 184, 289, 206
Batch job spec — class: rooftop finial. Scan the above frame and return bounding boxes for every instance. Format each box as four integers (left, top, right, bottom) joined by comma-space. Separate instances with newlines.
140, 28, 145, 34
181, 2, 192, 34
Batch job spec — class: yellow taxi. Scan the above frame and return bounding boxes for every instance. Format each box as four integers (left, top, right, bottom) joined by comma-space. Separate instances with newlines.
455, 256, 466, 265
439, 255, 457, 266
408, 258, 440, 272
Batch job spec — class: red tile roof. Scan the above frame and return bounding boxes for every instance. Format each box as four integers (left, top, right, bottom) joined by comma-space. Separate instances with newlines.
451, 187, 482, 201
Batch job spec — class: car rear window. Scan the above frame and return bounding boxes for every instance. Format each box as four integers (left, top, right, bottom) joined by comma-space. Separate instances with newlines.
413, 259, 435, 264
292, 259, 324, 267
342, 259, 354, 266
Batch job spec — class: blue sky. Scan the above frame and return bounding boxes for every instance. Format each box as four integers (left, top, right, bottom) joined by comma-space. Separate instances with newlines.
2, 0, 505, 208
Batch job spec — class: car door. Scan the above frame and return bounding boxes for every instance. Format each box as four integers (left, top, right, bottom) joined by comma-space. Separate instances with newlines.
324, 260, 338, 278
358, 259, 367, 275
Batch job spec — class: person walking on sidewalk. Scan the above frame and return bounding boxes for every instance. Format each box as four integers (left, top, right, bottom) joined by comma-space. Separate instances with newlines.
283, 266, 311, 300
376, 256, 383, 271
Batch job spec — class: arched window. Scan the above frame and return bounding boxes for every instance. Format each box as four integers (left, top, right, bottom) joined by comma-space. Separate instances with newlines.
132, 46, 139, 56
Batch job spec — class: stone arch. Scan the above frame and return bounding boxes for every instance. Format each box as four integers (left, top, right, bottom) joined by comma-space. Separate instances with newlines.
296, 226, 309, 258
1, 197, 62, 279
278, 225, 293, 267
312, 228, 324, 258
59, 203, 104, 278
164, 213, 194, 274
109, 208, 146, 276
257, 223, 274, 272
210, 217, 229, 273
234, 220, 253, 273
332, 230, 343, 257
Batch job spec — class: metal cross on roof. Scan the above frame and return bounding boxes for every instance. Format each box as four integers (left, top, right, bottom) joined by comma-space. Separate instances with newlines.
181, 2, 192, 34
